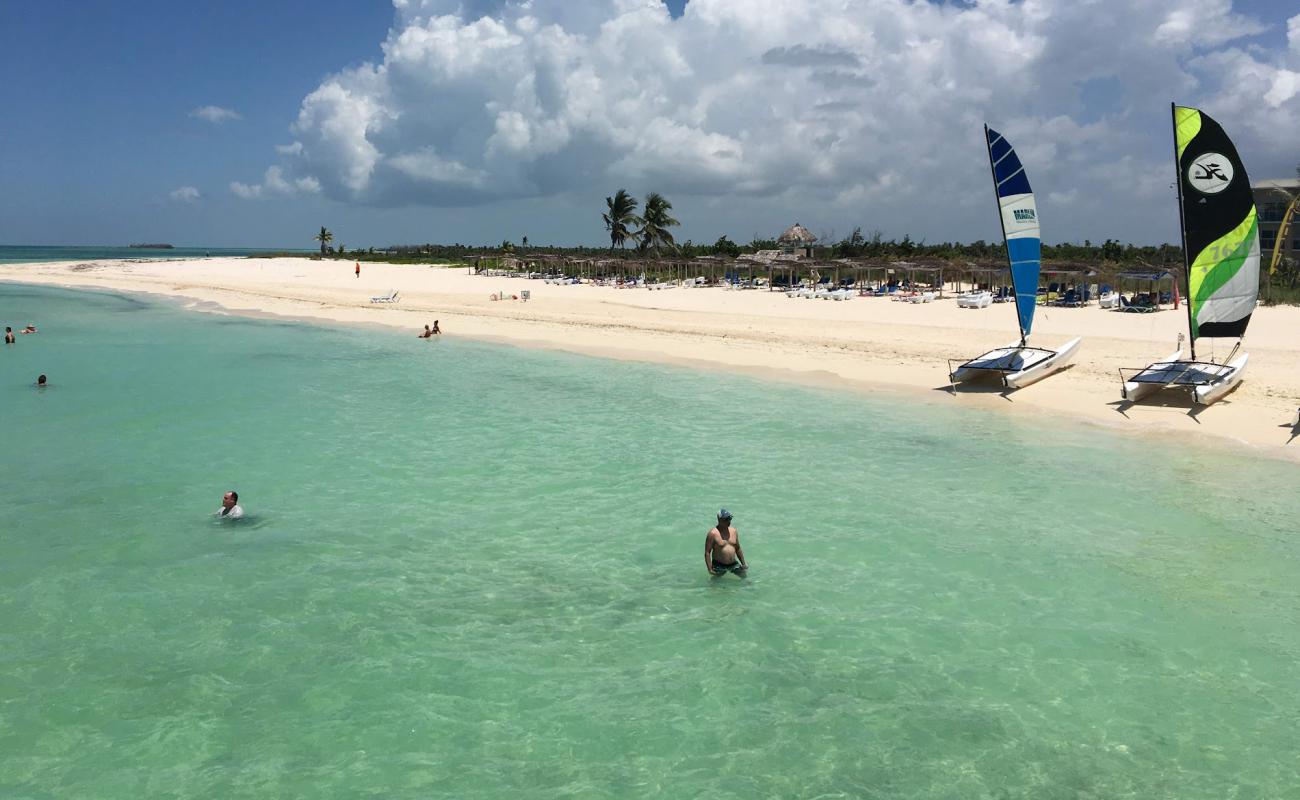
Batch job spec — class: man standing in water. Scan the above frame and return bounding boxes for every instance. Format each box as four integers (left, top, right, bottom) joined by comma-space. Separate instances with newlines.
215, 491, 244, 519
705, 509, 747, 576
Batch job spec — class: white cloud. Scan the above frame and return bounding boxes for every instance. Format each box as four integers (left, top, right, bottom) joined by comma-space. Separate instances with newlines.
169, 186, 201, 203
230, 166, 321, 200
1152, 0, 1264, 46
190, 105, 242, 123
242, 0, 1299, 242
1289, 14, 1300, 53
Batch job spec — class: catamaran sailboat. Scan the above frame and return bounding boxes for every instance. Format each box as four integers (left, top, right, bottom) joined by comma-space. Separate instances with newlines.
1121, 105, 1258, 405
949, 125, 1081, 389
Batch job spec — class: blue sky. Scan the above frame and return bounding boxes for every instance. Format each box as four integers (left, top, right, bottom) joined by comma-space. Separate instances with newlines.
1, 0, 1296, 250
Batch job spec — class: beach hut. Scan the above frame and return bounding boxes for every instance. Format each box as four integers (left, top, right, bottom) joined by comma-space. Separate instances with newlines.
1115, 269, 1176, 310
1039, 265, 1098, 306
888, 261, 947, 297
778, 223, 818, 259
960, 263, 1012, 301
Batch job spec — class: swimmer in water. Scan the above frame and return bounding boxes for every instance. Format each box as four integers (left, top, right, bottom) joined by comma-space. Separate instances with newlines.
215, 490, 244, 519
705, 508, 747, 576
36, 374, 47, 387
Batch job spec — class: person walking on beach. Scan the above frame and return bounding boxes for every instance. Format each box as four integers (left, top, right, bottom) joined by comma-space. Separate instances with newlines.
4, 327, 14, 344
705, 509, 747, 576
355, 262, 361, 279
215, 491, 244, 519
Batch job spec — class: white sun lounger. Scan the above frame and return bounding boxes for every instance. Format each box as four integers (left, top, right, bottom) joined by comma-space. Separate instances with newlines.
370, 290, 400, 303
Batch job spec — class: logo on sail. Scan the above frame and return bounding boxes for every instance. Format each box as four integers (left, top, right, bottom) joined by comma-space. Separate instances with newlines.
1187, 152, 1233, 194
1012, 209, 1036, 222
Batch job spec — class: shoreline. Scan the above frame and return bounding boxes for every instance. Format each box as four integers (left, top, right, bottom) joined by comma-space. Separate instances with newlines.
3, 256, 1299, 463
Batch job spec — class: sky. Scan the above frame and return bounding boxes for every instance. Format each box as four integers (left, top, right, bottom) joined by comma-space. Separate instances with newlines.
1, 0, 1297, 250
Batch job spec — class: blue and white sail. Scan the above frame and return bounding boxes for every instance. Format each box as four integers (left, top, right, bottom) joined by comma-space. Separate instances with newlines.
985, 126, 1040, 343
948, 126, 1079, 389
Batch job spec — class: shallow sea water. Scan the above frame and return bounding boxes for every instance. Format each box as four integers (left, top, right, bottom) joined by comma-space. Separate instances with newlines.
1, 284, 1297, 798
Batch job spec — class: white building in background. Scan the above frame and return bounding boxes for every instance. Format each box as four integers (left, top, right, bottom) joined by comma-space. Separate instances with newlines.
1253, 179, 1300, 269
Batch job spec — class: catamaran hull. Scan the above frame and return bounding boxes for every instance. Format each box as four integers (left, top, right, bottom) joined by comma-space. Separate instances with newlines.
1195, 353, 1247, 405
1004, 337, 1081, 388
1121, 351, 1247, 405
1121, 349, 1182, 402
949, 337, 1081, 388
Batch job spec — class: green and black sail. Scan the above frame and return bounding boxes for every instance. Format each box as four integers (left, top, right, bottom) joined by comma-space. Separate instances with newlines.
1172, 104, 1260, 345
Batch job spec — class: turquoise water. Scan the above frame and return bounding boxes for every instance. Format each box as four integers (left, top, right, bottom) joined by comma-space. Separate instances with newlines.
2, 284, 1298, 798
0, 245, 304, 264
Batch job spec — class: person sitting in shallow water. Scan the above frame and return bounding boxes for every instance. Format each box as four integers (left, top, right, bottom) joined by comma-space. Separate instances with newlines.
418, 324, 433, 339
705, 508, 747, 577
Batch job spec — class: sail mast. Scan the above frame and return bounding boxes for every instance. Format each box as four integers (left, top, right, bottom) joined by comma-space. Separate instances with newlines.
1170, 102, 1197, 360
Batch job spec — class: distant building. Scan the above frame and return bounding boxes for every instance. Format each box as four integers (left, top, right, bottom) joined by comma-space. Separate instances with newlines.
778, 223, 817, 258
1253, 179, 1300, 269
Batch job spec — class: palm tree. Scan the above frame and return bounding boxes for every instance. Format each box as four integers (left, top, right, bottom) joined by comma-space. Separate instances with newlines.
602, 189, 639, 251
635, 192, 680, 256
313, 226, 333, 255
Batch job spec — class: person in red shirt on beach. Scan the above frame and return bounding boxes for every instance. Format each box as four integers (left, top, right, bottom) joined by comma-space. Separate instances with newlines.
355, 262, 361, 278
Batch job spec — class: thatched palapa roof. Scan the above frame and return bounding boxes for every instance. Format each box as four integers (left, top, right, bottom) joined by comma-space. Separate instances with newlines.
777, 223, 817, 244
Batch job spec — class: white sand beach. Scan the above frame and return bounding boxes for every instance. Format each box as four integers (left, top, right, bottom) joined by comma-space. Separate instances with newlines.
5, 256, 1300, 460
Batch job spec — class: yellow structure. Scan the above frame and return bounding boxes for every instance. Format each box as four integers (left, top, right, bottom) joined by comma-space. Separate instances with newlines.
1253, 179, 1300, 274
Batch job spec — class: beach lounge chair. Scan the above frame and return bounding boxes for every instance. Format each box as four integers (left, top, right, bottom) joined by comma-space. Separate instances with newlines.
370, 290, 400, 303
1118, 295, 1155, 313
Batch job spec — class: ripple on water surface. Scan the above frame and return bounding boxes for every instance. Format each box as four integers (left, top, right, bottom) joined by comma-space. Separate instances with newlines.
1, 284, 1298, 798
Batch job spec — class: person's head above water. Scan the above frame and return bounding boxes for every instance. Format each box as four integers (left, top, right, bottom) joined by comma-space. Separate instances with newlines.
36, 374, 47, 386
717, 508, 733, 522
223, 491, 238, 509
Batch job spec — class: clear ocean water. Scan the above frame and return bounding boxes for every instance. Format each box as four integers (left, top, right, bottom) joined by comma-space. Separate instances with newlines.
0, 245, 304, 264
1, 283, 1297, 798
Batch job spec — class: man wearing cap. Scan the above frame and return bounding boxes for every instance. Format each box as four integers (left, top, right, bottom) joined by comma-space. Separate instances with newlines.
705, 508, 747, 577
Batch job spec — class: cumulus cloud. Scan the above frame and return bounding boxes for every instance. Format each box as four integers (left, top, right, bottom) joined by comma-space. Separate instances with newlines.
190, 105, 242, 123
240, 0, 1299, 242
230, 166, 321, 199
169, 186, 201, 203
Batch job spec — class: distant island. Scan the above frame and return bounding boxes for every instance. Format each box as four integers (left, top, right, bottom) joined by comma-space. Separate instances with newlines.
128, 243, 174, 249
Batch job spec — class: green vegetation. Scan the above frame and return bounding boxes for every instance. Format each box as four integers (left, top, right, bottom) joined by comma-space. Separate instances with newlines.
313, 226, 333, 255
259, 206, 1299, 305
602, 189, 638, 251
635, 192, 680, 255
